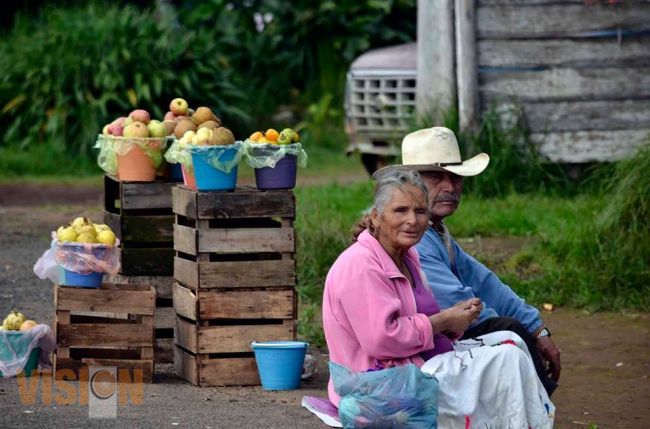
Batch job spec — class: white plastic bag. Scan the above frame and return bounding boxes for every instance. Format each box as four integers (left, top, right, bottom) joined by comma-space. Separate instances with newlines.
33, 239, 62, 284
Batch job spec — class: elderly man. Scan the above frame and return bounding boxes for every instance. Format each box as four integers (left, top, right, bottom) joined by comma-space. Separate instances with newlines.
374, 126, 560, 395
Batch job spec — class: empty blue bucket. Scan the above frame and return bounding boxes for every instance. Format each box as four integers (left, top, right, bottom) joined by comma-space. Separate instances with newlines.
251, 341, 308, 390
61, 267, 103, 288
191, 147, 238, 191
255, 154, 298, 190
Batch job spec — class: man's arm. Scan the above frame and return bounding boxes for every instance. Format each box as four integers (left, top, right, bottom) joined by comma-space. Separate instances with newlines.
451, 240, 543, 332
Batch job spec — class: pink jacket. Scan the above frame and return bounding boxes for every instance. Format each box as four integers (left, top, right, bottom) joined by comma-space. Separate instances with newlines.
322, 230, 435, 406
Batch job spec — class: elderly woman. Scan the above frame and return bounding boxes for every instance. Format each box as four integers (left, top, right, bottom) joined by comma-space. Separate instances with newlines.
322, 170, 554, 428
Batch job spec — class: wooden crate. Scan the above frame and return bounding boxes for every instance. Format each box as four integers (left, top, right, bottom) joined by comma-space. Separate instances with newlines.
107, 274, 174, 364
172, 186, 296, 290
171, 186, 298, 386
53, 283, 155, 383
173, 283, 296, 386
103, 175, 175, 276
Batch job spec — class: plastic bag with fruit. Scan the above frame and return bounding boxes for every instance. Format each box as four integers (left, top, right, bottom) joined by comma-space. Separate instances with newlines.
1, 312, 56, 378
164, 138, 193, 171
54, 238, 120, 276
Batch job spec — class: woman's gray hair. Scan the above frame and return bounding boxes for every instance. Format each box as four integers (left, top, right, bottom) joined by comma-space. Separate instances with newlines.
373, 169, 429, 214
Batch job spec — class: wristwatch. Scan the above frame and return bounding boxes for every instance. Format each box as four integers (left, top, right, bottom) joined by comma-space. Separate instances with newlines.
536, 327, 551, 341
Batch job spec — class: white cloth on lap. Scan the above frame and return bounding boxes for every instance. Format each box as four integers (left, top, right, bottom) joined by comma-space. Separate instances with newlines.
421, 330, 554, 429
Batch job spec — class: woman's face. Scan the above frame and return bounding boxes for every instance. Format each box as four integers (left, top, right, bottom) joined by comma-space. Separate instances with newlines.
372, 184, 429, 253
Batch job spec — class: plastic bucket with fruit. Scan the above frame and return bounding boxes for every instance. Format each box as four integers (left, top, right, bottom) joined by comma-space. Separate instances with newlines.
189, 142, 244, 191
245, 142, 308, 190
95, 135, 166, 182
0, 316, 52, 378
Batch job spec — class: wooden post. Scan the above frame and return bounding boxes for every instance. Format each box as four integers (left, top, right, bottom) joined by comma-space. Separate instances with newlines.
417, 0, 456, 124
455, 0, 478, 133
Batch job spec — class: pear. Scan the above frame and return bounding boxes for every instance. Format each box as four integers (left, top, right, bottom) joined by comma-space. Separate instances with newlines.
71, 217, 91, 229
59, 227, 77, 242
97, 230, 116, 246
194, 127, 213, 146
198, 120, 220, 130
192, 107, 218, 126
211, 127, 235, 146
20, 320, 37, 331
77, 232, 97, 243
3, 311, 26, 331
174, 119, 197, 139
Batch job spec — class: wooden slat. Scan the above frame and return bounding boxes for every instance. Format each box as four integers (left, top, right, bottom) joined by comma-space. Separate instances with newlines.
477, 4, 650, 38
56, 284, 155, 315
200, 289, 294, 320
121, 215, 174, 242
106, 275, 173, 299
199, 320, 294, 354
480, 67, 650, 101
198, 228, 295, 254
103, 210, 121, 239
533, 129, 650, 162
121, 181, 174, 210
172, 186, 295, 219
198, 356, 260, 386
119, 247, 174, 276
173, 257, 200, 289
173, 283, 197, 321
478, 38, 650, 69
456, 0, 479, 132
173, 224, 197, 255
174, 256, 295, 289
154, 305, 176, 330
175, 318, 293, 354
171, 186, 197, 219
196, 190, 295, 219
487, 99, 650, 133
55, 358, 153, 383
57, 323, 154, 348
174, 317, 198, 353
174, 346, 198, 385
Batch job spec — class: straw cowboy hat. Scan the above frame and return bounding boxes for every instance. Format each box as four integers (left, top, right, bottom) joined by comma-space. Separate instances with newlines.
373, 127, 490, 179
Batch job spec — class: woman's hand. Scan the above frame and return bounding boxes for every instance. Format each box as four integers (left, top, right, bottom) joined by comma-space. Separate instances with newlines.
429, 298, 483, 334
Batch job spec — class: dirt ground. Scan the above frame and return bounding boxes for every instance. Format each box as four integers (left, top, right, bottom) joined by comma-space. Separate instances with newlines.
1, 183, 649, 428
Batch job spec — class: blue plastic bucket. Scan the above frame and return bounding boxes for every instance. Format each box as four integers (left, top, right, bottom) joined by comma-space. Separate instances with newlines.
169, 163, 184, 181
191, 148, 238, 191
255, 154, 298, 190
62, 267, 103, 288
251, 341, 308, 390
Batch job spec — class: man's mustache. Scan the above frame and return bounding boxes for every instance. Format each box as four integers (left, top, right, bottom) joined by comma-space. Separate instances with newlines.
433, 193, 459, 203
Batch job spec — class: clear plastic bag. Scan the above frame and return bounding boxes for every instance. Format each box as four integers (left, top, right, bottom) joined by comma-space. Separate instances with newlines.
188, 141, 245, 174
33, 239, 63, 284
330, 362, 439, 429
244, 141, 308, 169
164, 138, 193, 170
94, 134, 168, 175
0, 324, 56, 378
54, 240, 121, 275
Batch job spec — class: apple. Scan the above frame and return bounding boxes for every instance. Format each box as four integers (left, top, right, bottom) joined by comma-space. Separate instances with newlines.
129, 109, 150, 124
147, 120, 167, 138
123, 121, 150, 138
162, 120, 176, 136
170, 98, 189, 116
102, 125, 110, 135
164, 111, 176, 121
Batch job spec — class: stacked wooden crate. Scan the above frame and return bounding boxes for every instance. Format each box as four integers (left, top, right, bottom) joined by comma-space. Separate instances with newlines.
172, 186, 297, 386
53, 283, 155, 383
103, 175, 175, 364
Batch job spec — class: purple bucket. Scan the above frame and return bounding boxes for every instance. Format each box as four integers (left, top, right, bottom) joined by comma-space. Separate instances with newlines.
255, 154, 297, 190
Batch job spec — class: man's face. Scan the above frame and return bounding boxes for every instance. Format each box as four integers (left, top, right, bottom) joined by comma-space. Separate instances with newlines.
419, 170, 464, 223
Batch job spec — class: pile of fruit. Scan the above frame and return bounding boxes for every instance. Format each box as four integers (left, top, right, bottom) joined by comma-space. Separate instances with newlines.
101, 97, 235, 142
56, 217, 116, 246
0, 311, 37, 331
249, 128, 300, 145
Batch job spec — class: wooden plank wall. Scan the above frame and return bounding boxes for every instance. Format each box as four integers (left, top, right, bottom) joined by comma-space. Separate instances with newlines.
475, 0, 650, 162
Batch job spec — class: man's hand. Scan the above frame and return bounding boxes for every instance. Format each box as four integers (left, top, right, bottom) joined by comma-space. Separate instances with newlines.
536, 336, 561, 382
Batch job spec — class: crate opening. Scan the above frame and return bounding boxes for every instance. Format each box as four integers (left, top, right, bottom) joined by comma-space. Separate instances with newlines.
69, 347, 142, 360
156, 297, 173, 307
69, 314, 138, 324
204, 318, 287, 327
155, 328, 174, 338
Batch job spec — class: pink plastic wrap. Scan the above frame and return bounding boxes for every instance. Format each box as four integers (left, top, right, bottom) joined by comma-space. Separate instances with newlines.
53, 234, 120, 275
